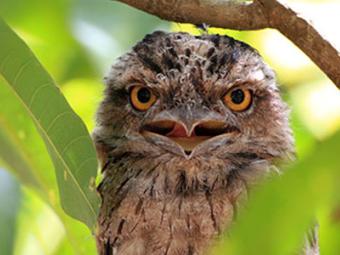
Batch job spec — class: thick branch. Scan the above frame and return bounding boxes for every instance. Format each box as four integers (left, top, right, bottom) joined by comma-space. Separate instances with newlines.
259, 0, 340, 87
115, 0, 340, 89
117, 0, 268, 30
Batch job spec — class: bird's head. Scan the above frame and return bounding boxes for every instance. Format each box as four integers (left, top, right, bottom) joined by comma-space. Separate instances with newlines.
93, 31, 294, 175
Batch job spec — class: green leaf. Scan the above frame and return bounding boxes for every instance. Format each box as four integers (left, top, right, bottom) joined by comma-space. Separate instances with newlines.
0, 18, 99, 229
213, 130, 340, 254
0, 79, 97, 254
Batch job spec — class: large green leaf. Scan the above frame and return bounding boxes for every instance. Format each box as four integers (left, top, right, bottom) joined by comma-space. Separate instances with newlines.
0, 18, 99, 229
213, 130, 340, 254
0, 79, 97, 254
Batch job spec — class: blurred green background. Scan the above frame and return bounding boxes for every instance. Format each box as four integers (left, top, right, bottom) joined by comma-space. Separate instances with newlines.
0, 0, 340, 254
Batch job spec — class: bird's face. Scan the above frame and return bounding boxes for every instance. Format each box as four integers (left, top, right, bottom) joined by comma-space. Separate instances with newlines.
94, 32, 294, 168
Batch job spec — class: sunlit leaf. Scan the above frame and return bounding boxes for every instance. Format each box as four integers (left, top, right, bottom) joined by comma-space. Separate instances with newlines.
0, 18, 99, 229
0, 79, 97, 254
213, 130, 340, 254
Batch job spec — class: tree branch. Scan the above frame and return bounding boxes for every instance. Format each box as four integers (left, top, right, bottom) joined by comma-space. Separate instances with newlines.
115, 0, 340, 89
259, 0, 340, 87
117, 0, 268, 30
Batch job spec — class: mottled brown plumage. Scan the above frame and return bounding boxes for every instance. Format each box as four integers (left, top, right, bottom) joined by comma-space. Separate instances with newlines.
93, 31, 294, 255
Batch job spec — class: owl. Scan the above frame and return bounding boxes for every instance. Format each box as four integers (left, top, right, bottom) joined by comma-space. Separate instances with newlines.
93, 31, 295, 255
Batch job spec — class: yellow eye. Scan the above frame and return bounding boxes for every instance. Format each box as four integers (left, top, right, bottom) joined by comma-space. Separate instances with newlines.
223, 88, 252, 112
130, 86, 157, 111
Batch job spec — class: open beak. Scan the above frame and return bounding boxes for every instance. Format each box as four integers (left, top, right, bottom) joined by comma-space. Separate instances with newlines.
141, 119, 238, 154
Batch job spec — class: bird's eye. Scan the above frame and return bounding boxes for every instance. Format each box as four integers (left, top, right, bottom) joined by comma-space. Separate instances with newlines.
129, 86, 157, 111
223, 87, 252, 112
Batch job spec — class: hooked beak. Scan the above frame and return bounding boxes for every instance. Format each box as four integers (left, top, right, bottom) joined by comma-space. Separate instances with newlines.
141, 119, 238, 155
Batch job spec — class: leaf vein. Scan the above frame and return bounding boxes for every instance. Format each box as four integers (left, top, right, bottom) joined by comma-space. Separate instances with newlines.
13, 58, 34, 87
61, 135, 89, 155
46, 111, 73, 133
28, 82, 53, 108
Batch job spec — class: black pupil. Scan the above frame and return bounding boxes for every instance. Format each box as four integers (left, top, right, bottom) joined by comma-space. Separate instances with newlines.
230, 89, 245, 104
137, 88, 151, 103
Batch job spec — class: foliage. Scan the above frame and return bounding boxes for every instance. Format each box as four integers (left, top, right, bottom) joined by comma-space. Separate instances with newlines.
0, 0, 339, 255
213, 131, 340, 254
0, 18, 99, 229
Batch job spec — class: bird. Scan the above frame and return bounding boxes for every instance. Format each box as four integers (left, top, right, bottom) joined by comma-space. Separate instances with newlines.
93, 31, 295, 255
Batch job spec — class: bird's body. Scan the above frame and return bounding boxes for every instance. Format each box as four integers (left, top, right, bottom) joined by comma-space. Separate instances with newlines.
93, 31, 294, 255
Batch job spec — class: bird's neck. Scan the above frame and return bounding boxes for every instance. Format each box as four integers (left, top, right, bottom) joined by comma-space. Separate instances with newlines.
96, 153, 265, 255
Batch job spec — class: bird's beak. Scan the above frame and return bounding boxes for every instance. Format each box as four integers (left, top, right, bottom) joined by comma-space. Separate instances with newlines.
141, 118, 237, 154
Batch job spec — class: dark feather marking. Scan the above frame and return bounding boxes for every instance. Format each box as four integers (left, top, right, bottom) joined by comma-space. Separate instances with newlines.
134, 43, 163, 74
238, 40, 253, 51
210, 54, 218, 65
149, 173, 160, 197
164, 172, 171, 194
117, 219, 125, 235
134, 168, 143, 178
175, 63, 182, 72
104, 239, 112, 255
210, 35, 221, 47
108, 186, 130, 219
226, 169, 237, 188
112, 237, 119, 246
211, 176, 219, 191
207, 47, 215, 58
142, 208, 146, 223
178, 196, 183, 215
101, 160, 111, 173
129, 221, 139, 233
202, 176, 209, 191
207, 54, 218, 74
165, 37, 172, 47
205, 191, 218, 231
185, 214, 191, 230
225, 35, 235, 47
233, 152, 262, 160
97, 180, 105, 195
162, 55, 175, 70
176, 170, 188, 195
219, 53, 228, 67
111, 151, 137, 164
135, 198, 143, 214
168, 47, 178, 57
188, 245, 194, 255
105, 173, 134, 219
107, 88, 128, 106
141, 33, 156, 44
139, 54, 163, 74
195, 60, 202, 68
145, 160, 164, 177
115, 176, 131, 195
